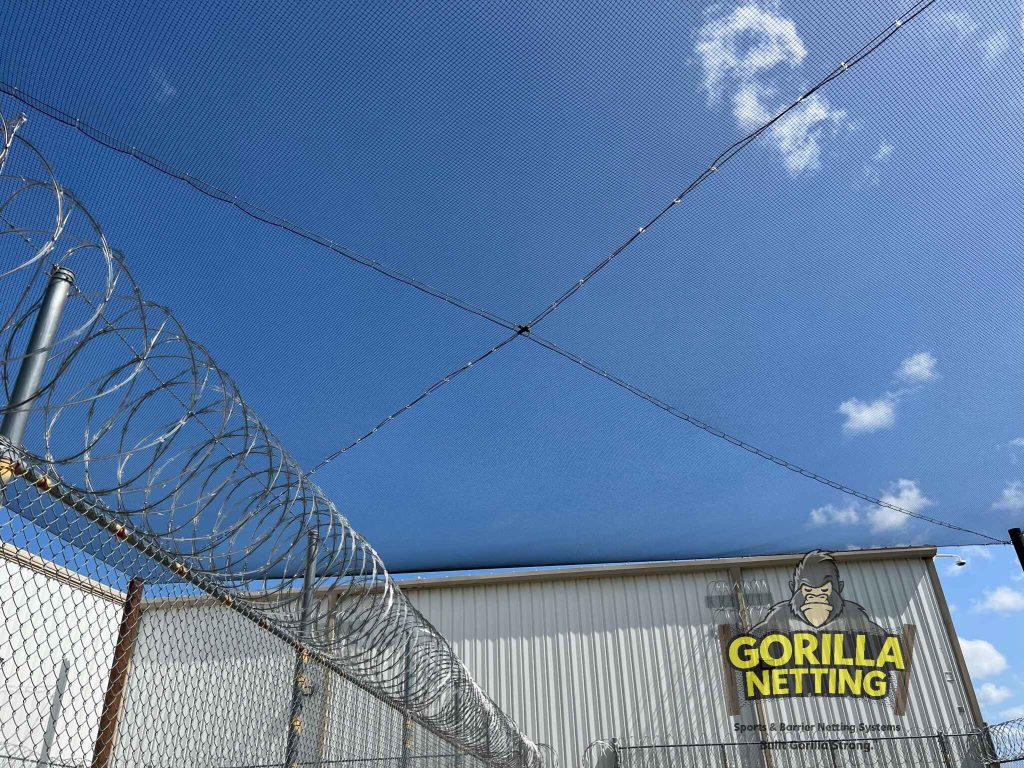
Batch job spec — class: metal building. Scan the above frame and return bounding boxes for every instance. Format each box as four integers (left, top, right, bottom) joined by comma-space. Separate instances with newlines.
400, 546, 982, 766
0, 541, 990, 767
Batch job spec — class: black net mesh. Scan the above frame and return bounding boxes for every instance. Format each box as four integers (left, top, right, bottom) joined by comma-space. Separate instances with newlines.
3, 0, 1021, 570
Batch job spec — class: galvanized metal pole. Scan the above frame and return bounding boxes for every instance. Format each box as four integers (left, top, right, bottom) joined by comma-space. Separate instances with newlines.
1009, 528, 1024, 575
285, 530, 320, 768
1, 266, 75, 446
453, 683, 462, 768
937, 732, 953, 768
401, 635, 416, 768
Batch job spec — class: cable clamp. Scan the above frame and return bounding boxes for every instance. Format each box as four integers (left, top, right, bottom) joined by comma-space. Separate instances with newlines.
516, 325, 531, 335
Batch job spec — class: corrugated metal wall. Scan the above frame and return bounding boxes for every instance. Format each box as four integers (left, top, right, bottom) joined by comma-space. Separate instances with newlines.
405, 554, 974, 768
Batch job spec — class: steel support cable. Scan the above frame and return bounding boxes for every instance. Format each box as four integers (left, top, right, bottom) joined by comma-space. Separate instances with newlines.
4, 1, 981, 545
311, 318, 1007, 543
307, 331, 522, 474
310, 1, 942, 472
527, 0, 936, 327
2, 1, 934, 344
522, 331, 1008, 544
0, 83, 517, 334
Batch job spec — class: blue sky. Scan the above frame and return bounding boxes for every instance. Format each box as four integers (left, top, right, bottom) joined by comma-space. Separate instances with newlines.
2, 0, 1023, 719
938, 544, 1024, 723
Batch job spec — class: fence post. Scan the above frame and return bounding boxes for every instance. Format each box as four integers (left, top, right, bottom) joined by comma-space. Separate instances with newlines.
980, 722, 999, 767
1010, 528, 1024, 575
610, 738, 619, 768
718, 743, 729, 768
453, 683, 462, 768
0, 265, 75, 447
91, 576, 145, 768
401, 635, 416, 768
285, 530, 320, 768
937, 732, 953, 768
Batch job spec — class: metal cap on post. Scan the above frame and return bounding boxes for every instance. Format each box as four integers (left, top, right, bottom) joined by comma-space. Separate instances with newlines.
1009, 528, 1024, 574
1, 265, 75, 447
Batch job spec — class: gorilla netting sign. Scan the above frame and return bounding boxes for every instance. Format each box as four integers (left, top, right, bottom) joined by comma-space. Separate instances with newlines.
0, 110, 542, 768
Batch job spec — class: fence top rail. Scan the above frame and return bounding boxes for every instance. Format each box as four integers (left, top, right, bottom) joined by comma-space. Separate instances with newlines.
616, 732, 985, 750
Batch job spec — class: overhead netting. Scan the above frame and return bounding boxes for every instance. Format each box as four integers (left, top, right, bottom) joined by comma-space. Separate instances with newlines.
3, 0, 1021, 572
0, 114, 539, 768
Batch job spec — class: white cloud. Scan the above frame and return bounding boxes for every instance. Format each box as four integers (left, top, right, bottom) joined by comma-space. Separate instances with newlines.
813, 480, 931, 535
768, 94, 845, 174
838, 396, 895, 434
958, 637, 1008, 679
974, 586, 1024, 613
938, 11, 979, 41
863, 141, 894, 185
1002, 704, 1024, 719
982, 30, 1010, 62
695, 4, 806, 98
149, 67, 178, 102
1009, 438, 1024, 448
993, 481, 1024, 513
933, 10, 1012, 63
961, 545, 994, 560
694, 2, 844, 175
809, 503, 860, 526
866, 506, 907, 533
978, 682, 1013, 706
838, 352, 938, 436
897, 351, 937, 383
870, 479, 931, 532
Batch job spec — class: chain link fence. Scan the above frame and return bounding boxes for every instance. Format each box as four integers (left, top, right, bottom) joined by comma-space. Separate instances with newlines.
0, 110, 542, 768
582, 721, 1024, 768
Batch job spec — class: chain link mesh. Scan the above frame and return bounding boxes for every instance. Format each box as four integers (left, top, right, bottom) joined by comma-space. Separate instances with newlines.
0, 110, 541, 768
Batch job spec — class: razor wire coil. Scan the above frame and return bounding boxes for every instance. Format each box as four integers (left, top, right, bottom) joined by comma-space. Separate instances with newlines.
0, 108, 541, 768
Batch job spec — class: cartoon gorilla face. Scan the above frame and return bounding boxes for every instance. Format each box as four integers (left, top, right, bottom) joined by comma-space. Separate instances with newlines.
787, 550, 844, 628
749, 550, 887, 636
